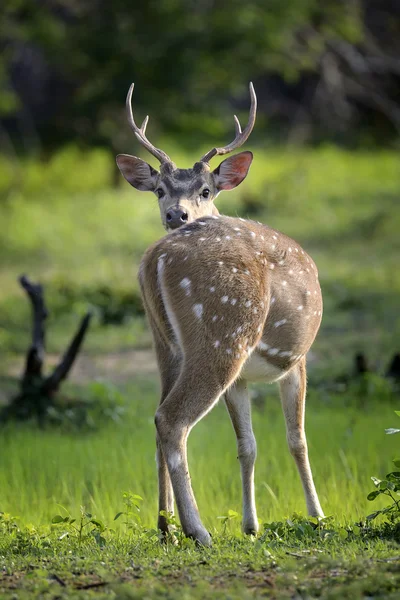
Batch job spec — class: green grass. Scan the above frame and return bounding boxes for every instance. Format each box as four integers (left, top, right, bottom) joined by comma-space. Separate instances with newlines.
0, 379, 398, 527
1, 380, 400, 598
1, 523, 400, 599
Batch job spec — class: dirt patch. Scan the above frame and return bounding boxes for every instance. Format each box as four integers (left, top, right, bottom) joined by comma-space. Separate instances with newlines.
3, 348, 158, 388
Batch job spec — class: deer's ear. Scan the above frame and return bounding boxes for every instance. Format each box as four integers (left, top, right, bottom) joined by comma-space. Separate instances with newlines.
213, 151, 253, 191
116, 154, 159, 191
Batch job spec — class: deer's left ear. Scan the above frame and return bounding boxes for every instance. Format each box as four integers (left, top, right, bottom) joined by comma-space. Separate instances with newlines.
213, 151, 253, 191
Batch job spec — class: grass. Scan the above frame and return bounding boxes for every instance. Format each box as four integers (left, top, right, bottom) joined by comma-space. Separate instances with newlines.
0, 380, 397, 527
1, 380, 400, 598
1, 144, 400, 597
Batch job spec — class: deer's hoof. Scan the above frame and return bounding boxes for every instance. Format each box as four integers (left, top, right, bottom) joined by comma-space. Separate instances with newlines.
188, 527, 212, 547
243, 519, 259, 536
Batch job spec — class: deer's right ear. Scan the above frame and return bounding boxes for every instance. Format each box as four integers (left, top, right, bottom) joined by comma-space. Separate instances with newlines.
116, 154, 159, 191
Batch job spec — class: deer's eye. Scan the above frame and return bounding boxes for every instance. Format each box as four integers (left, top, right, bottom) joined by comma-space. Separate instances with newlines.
201, 188, 210, 199
156, 188, 164, 199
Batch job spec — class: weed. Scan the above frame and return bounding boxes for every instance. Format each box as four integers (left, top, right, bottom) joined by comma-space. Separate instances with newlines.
51, 505, 107, 547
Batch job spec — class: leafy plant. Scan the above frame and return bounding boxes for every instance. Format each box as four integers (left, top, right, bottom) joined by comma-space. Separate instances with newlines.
51, 505, 107, 546
0, 511, 20, 535
217, 509, 240, 534
366, 411, 400, 526
385, 410, 400, 436
258, 513, 358, 549
114, 492, 144, 530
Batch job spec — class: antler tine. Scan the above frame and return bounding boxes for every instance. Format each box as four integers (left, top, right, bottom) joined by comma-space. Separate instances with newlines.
126, 83, 172, 165
200, 82, 257, 164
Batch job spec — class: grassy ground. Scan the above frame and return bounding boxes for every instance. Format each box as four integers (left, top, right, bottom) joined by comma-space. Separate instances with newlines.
0, 382, 400, 598
1, 145, 400, 597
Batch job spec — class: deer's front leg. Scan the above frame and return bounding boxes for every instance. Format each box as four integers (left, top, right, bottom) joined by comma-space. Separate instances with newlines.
225, 381, 258, 535
279, 357, 324, 517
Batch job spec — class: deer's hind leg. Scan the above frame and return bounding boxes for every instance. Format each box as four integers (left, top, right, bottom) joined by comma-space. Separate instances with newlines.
279, 357, 324, 517
140, 281, 181, 535
155, 355, 247, 546
152, 328, 181, 534
225, 381, 258, 534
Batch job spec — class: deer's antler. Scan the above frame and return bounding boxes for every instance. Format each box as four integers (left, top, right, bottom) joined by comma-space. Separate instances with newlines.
200, 82, 257, 164
126, 83, 173, 165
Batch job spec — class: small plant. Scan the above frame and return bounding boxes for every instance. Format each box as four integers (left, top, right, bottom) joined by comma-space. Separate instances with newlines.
217, 509, 240, 534
258, 513, 355, 549
0, 511, 20, 535
51, 505, 107, 546
366, 411, 400, 528
114, 492, 165, 543
114, 492, 144, 530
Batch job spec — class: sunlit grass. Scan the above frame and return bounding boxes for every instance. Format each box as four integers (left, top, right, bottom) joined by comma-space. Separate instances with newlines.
0, 377, 396, 530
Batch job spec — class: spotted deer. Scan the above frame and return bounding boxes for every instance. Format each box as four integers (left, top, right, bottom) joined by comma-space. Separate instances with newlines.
117, 83, 324, 546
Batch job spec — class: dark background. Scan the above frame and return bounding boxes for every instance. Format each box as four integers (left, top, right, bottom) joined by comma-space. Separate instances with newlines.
1, 0, 400, 157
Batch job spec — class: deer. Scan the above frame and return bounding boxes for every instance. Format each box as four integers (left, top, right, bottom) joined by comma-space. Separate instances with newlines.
116, 83, 324, 546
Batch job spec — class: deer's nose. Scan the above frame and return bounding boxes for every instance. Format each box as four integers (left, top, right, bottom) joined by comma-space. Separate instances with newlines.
166, 207, 189, 229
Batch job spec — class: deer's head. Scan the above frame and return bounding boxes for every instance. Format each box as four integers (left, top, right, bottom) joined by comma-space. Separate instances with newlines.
116, 83, 257, 231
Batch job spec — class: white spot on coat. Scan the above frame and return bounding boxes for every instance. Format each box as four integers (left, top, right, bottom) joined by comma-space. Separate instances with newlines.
193, 304, 203, 319
258, 341, 269, 351
221, 296, 229, 303
267, 348, 279, 356
179, 278, 191, 296
213, 340, 220, 348
274, 319, 287, 328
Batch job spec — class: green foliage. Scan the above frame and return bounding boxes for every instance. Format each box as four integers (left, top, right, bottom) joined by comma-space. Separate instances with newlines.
114, 492, 143, 530
217, 509, 240, 534
258, 514, 364, 550
51, 505, 107, 547
2, 506, 400, 598
366, 411, 400, 530
1, 0, 374, 147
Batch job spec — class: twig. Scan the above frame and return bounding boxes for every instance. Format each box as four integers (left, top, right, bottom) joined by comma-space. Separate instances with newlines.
75, 581, 108, 590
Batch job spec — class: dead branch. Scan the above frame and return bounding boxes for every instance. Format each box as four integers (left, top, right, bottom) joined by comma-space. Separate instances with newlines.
19, 275, 48, 381
43, 311, 92, 393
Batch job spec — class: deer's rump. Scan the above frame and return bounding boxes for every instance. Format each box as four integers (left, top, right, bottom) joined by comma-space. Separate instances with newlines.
139, 215, 322, 380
